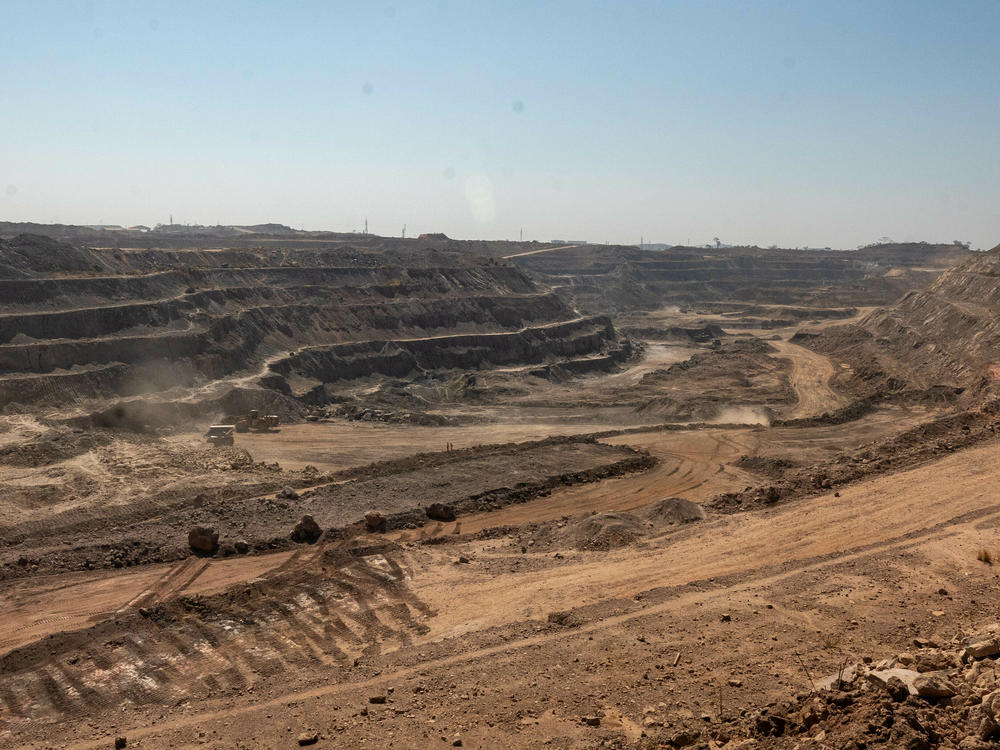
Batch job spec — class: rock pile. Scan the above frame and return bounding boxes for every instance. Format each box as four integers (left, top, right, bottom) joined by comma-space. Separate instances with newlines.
742, 624, 1000, 748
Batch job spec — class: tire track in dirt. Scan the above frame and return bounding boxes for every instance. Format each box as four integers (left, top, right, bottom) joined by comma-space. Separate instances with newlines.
55, 497, 1000, 750
443, 429, 758, 536
0, 544, 435, 729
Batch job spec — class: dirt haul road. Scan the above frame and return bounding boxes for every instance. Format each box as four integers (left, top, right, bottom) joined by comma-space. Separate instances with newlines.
36, 433, 1000, 750
771, 338, 850, 419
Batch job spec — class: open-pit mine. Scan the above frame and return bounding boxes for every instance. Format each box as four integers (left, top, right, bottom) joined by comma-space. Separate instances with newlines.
3, 222, 1000, 749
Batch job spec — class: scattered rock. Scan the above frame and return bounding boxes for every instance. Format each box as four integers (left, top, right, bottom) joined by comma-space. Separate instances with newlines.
885, 675, 910, 702
915, 648, 956, 672
581, 715, 601, 727
867, 668, 920, 698
364, 510, 387, 533
187, 526, 219, 554
668, 728, 702, 746
369, 694, 387, 704
913, 671, 958, 698
234, 539, 250, 554
290, 515, 322, 544
297, 732, 318, 746
818, 663, 862, 691
114, 738, 127, 750
279, 485, 300, 500
965, 633, 1000, 661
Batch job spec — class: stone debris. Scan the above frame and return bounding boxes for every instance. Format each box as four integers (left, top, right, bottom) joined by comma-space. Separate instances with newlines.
727, 623, 1000, 747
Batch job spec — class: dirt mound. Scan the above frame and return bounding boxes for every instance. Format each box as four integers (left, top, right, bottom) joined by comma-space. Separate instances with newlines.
559, 511, 646, 551
733, 454, 799, 478
637, 497, 705, 525
0, 426, 111, 467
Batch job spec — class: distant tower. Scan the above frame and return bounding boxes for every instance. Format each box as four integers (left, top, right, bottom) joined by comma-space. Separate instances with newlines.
170, 214, 173, 226
402, 224, 406, 239
364, 217, 368, 236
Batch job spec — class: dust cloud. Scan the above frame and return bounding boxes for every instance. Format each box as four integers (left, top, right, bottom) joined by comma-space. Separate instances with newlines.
709, 405, 771, 426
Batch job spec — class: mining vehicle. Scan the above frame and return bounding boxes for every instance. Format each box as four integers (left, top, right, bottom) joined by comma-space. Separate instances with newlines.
232, 409, 279, 432
205, 424, 236, 446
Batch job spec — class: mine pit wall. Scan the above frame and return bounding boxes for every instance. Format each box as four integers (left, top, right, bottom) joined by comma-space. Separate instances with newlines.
0, 291, 571, 376
0, 251, 577, 405
802, 252, 1000, 396
268, 316, 621, 388
0, 285, 565, 346
0, 271, 190, 311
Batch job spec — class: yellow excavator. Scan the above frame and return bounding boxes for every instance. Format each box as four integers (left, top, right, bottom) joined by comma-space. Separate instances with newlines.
232, 409, 279, 433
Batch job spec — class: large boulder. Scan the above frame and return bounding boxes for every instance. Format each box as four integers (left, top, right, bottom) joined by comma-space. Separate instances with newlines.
364, 510, 387, 533
291, 515, 322, 543
188, 526, 219, 554
426, 503, 457, 522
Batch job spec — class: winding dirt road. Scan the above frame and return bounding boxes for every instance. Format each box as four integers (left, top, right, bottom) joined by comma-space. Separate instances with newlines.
771, 338, 849, 419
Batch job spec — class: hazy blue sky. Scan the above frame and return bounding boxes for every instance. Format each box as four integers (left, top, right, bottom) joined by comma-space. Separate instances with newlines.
2, 1, 999, 248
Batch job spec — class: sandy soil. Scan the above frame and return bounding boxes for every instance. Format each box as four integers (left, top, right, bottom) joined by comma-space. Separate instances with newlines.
13, 429, 1000, 749
0, 298, 982, 750
770, 339, 849, 419
223, 421, 640, 472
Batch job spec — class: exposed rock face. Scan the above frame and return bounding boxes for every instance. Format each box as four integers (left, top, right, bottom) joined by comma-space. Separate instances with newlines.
267, 316, 623, 392
290, 515, 322, 544
0, 235, 624, 424
804, 245, 1000, 396
512, 241, 969, 312
187, 526, 219, 553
